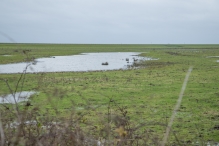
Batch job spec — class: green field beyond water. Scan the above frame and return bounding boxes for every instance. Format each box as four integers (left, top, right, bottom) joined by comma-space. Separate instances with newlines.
0, 44, 219, 145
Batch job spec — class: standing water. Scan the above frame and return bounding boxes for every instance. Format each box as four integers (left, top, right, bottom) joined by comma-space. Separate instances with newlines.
0, 91, 36, 104
0, 52, 153, 74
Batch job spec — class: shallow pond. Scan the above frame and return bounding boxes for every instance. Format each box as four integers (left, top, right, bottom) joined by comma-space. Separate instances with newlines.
0, 52, 153, 74
0, 91, 36, 104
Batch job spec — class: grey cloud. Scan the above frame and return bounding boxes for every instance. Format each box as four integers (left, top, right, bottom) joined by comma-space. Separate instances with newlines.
0, 0, 219, 43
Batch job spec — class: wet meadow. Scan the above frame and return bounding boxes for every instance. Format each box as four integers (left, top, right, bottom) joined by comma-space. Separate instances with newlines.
0, 44, 219, 145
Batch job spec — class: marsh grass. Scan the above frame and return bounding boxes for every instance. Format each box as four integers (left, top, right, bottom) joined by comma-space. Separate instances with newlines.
0, 44, 219, 145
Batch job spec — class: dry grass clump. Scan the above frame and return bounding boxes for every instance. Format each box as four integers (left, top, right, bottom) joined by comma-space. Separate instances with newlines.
0, 93, 163, 146
0, 69, 163, 145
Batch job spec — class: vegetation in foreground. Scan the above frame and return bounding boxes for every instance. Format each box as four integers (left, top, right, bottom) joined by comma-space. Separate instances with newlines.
0, 44, 219, 145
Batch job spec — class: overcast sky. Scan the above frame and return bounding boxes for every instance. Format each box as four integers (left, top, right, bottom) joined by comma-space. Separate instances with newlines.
0, 0, 219, 44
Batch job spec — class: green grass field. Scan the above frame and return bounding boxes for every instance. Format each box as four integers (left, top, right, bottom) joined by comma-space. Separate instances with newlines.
0, 43, 219, 145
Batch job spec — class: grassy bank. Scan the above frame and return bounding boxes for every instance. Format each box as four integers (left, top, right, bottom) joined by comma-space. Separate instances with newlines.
0, 44, 219, 145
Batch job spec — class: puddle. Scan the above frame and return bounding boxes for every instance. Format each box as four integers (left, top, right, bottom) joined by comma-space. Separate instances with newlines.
206, 56, 219, 62
7, 120, 61, 130
2, 55, 12, 57
0, 91, 36, 104
206, 142, 219, 146
7, 120, 37, 128
0, 52, 154, 74
207, 56, 219, 58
